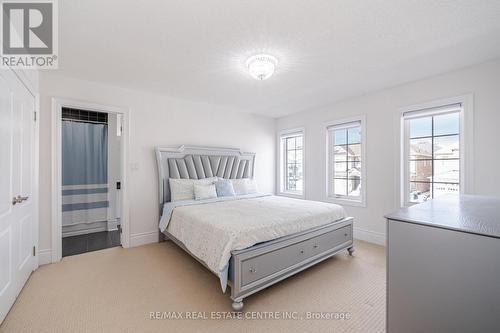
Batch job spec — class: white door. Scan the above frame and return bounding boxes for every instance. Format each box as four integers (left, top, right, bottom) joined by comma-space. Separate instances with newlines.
0, 69, 37, 323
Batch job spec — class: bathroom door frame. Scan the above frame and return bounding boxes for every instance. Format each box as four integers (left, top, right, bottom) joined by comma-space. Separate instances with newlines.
51, 98, 131, 262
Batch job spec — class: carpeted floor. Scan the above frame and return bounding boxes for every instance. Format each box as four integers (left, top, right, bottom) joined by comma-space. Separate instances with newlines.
0, 240, 386, 333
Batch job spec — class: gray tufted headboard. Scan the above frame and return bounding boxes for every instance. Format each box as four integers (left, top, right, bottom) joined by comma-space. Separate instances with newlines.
156, 145, 255, 210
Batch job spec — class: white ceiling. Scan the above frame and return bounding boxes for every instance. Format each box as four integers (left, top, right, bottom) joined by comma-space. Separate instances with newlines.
56, 0, 500, 118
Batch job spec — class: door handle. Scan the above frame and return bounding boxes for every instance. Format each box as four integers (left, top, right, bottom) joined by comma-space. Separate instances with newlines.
12, 195, 29, 205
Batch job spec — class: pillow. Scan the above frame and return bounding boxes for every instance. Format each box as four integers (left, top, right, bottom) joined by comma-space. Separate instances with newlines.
246, 179, 258, 194
194, 183, 217, 200
231, 178, 258, 196
215, 179, 236, 197
169, 177, 217, 201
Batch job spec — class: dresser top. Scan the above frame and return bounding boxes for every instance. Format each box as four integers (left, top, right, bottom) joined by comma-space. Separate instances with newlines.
385, 195, 500, 238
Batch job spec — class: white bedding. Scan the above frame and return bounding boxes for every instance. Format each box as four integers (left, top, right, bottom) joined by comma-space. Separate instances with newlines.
161, 195, 346, 292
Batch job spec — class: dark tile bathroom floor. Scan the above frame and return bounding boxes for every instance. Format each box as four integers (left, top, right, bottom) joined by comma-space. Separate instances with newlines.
62, 228, 121, 257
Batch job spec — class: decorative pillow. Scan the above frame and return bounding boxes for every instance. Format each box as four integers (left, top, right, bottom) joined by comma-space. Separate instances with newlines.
245, 179, 258, 194
231, 178, 258, 196
169, 177, 217, 201
215, 179, 236, 197
194, 183, 217, 200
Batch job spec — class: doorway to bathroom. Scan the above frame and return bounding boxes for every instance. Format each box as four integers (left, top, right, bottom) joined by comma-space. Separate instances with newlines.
51, 98, 130, 262
60, 107, 123, 257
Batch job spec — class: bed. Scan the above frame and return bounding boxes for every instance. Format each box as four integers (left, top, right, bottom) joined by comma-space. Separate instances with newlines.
156, 145, 354, 310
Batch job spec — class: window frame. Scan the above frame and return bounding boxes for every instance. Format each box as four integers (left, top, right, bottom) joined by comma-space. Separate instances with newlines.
325, 116, 366, 207
400, 95, 474, 207
278, 128, 305, 198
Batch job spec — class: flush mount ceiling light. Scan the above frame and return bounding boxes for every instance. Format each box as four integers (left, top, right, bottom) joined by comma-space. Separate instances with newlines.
246, 54, 278, 80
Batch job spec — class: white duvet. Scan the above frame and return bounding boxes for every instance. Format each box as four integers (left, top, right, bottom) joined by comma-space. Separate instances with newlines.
161, 195, 346, 292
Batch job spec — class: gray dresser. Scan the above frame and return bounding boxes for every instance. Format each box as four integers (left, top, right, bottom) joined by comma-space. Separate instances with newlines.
385, 195, 500, 333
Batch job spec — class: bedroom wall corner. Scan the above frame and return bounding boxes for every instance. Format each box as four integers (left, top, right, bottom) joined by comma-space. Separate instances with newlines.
275, 58, 500, 246
37, 72, 277, 256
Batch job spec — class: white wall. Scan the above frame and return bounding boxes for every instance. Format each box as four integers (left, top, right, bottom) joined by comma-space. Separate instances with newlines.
38, 58, 500, 253
38, 73, 276, 254
276, 58, 500, 245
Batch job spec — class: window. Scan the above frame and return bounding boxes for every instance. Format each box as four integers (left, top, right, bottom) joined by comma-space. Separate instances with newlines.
279, 129, 304, 196
402, 103, 462, 205
327, 118, 365, 206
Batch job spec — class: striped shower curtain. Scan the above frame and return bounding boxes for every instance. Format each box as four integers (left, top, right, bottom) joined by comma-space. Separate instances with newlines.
62, 120, 108, 226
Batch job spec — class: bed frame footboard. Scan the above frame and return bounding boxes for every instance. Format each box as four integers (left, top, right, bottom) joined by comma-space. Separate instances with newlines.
163, 217, 354, 311
228, 217, 354, 310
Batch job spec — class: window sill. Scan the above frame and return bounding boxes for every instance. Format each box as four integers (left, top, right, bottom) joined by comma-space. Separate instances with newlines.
277, 192, 305, 199
325, 196, 366, 207
402, 201, 419, 208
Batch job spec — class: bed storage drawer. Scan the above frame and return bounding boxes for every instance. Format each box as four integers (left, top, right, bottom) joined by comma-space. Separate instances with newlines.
239, 224, 352, 287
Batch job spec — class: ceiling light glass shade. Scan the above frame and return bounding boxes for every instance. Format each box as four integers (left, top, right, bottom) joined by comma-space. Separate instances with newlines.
246, 54, 278, 80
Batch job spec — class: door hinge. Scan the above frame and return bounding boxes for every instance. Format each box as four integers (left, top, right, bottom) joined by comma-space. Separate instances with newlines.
34, 111, 37, 122
33, 246, 36, 256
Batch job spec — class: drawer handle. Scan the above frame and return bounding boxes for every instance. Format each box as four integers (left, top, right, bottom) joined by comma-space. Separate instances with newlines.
344, 233, 348, 237
249, 267, 256, 273
299, 249, 304, 254
313, 244, 318, 249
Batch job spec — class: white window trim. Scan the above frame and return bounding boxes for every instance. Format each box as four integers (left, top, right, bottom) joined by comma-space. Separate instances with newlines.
277, 127, 305, 199
325, 115, 367, 207
399, 94, 474, 207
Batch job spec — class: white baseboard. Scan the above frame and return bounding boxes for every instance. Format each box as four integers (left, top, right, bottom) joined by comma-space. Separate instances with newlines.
39, 227, 382, 265
130, 231, 158, 247
354, 227, 386, 246
38, 249, 52, 266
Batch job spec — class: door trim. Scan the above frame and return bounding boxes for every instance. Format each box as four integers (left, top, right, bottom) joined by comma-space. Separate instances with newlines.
51, 98, 131, 263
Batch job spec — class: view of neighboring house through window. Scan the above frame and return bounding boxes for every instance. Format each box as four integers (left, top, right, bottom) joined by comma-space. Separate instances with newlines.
327, 119, 364, 205
279, 130, 304, 195
403, 104, 461, 204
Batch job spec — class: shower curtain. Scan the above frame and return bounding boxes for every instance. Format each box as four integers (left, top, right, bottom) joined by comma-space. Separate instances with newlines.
61, 120, 108, 227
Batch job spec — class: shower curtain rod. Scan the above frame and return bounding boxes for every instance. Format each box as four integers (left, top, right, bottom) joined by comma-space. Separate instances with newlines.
62, 118, 108, 125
